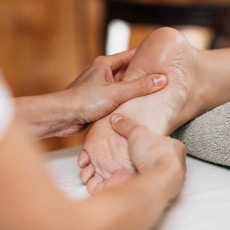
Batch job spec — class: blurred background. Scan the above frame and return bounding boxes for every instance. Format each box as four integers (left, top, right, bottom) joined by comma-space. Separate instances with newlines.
1, 0, 230, 152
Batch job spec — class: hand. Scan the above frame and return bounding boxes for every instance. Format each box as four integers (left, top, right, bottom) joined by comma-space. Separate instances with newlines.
15, 50, 167, 139
58, 50, 167, 136
110, 113, 187, 200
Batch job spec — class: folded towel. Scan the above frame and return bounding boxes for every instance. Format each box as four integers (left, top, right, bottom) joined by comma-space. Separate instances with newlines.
172, 102, 230, 167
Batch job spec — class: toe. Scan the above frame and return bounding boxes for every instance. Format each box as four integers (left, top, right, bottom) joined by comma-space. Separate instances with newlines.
78, 150, 90, 168
87, 169, 136, 194
87, 174, 104, 194
80, 164, 95, 184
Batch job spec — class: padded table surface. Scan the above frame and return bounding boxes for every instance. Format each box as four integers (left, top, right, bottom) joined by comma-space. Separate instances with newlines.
44, 146, 230, 230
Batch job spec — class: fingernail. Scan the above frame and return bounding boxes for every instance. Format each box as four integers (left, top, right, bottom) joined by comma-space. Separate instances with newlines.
110, 113, 123, 124
153, 75, 167, 87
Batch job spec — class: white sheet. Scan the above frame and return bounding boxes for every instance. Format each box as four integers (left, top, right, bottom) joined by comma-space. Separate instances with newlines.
44, 146, 230, 230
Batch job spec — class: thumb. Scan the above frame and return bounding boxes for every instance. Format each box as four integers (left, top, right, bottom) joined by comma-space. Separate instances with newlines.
112, 74, 168, 103
110, 113, 141, 139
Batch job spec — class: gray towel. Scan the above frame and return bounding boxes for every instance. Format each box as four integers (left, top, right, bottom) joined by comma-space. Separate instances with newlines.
172, 102, 230, 167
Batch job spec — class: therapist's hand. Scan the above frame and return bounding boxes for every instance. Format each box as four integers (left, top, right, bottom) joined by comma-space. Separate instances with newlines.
58, 50, 167, 136
15, 50, 167, 139
111, 113, 187, 201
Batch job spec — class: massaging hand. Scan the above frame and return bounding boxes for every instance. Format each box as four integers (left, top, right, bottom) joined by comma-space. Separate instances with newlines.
59, 50, 167, 135
15, 50, 167, 139
111, 113, 187, 200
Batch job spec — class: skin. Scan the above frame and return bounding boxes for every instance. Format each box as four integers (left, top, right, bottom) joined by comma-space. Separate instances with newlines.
0, 114, 186, 230
78, 27, 230, 194
15, 49, 167, 139
0, 47, 186, 229
4, 25, 230, 229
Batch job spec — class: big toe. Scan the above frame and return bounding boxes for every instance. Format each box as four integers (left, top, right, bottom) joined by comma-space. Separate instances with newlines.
78, 150, 90, 168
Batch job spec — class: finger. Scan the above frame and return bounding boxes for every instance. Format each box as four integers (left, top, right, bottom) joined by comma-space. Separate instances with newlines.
112, 74, 168, 104
110, 113, 144, 139
80, 164, 95, 184
91, 50, 136, 82
109, 49, 136, 73
78, 150, 90, 168
87, 173, 104, 194
106, 49, 137, 82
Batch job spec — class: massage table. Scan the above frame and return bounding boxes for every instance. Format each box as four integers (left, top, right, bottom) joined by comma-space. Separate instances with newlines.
44, 146, 230, 230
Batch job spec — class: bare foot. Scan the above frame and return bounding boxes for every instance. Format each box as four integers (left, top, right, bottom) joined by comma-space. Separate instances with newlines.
78, 27, 206, 193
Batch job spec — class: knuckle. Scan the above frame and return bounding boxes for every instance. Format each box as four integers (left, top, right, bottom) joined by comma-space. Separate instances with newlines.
172, 138, 187, 154
137, 77, 148, 92
164, 138, 187, 166
172, 139, 187, 170
179, 142, 187, 156
93, 55, 109, 67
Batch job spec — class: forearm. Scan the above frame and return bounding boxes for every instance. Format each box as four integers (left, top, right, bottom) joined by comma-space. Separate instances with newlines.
14, 91, 81, 139
11, 164, 175, 230
0, 120, 178, 230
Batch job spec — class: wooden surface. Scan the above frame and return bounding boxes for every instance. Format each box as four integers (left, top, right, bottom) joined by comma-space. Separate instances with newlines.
0, 0, 78, 96
0, 0, 105, 151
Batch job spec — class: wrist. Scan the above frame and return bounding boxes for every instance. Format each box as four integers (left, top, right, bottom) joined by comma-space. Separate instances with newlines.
15, 91, 81, 139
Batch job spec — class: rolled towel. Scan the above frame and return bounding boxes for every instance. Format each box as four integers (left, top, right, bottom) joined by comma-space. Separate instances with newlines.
172, 102, 230, 167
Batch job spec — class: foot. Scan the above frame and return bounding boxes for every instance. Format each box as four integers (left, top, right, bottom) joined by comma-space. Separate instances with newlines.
78, 27, 205, 193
